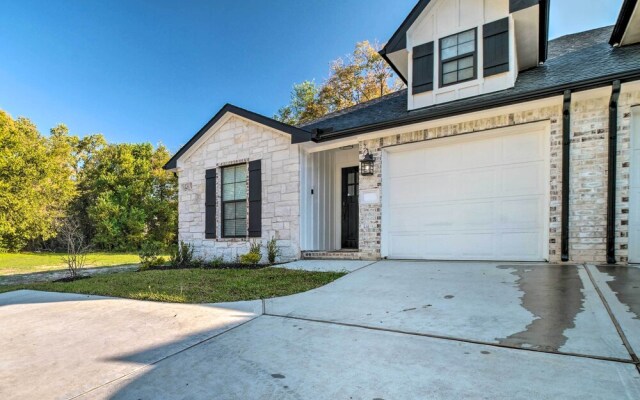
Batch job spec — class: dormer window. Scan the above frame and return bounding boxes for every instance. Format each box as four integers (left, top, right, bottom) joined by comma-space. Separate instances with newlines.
440, 29, 477, 87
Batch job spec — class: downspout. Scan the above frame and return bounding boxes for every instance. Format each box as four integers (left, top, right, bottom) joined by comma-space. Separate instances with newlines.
561, 90, 572, 262
606, 81, 622, 264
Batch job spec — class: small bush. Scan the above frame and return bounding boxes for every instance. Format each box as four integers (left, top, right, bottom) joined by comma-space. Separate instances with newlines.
170, 241, 194, 268
266, 237, 280, 264
139, 241, 166, 269
239, 252, 261, 265
205, 256, 224, 269
240, 241, 262, 265
249, 241, 261, 255
189, 257, 206, 269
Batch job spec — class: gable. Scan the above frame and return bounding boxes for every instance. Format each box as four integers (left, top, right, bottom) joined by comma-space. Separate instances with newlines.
380, 0, 549, 82
164, 104, 311, 170
610, 0, 640, 46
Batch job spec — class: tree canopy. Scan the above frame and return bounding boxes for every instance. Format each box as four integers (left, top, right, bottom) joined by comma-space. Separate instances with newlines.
275, 41, 404, 126
0, 110, 177, 252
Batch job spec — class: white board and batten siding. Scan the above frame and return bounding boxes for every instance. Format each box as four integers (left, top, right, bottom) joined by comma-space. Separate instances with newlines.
382, 124, 550, 261
630, 109, 640, 263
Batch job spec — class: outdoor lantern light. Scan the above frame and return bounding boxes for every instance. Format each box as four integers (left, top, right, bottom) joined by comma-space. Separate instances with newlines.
360, 148, 375, 176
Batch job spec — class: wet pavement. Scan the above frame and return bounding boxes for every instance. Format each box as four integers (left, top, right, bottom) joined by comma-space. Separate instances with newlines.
588, 264, 640, 358
266, 261, 632, 360
2, 262, 640, 399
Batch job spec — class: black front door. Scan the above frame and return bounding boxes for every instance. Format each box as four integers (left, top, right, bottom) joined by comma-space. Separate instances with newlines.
341, 166, 359, 249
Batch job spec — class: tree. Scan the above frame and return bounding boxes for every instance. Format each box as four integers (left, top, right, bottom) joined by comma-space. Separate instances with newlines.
275, 41, 403, 125
0, 112, 75, 251
78, 142, 177, 250
275, 81, 327, 126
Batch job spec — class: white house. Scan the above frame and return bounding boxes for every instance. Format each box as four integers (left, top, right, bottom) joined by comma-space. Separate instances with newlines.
164, 0, 640, 265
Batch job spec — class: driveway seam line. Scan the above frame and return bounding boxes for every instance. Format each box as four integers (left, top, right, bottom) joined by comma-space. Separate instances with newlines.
68, 314, 263, 400
263, 312, 637, 365
583, 263, 640, 370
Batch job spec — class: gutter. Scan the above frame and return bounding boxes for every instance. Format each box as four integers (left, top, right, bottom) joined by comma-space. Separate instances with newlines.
314, 70, 640, 142
561, 90, 572, 262
606, 81, 622, 264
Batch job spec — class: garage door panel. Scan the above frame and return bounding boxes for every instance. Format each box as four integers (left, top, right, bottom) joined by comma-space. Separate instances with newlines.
502, 131, 544, 163
498, 232, 542, 259
385, 128, 548, 261
459, 138, 500, 167
390, 173, 455, 205
630, 115, 639, 263
501, 163, 544, 196
500, 198, 543, 227
457, 233, 495, 257
458, 168, 498, 199
424, 146, 460, 173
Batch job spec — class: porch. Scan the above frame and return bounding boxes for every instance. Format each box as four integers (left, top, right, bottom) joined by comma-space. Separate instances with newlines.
299, 145, 361, 257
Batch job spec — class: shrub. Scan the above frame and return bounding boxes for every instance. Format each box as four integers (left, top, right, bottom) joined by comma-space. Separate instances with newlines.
170, 241, 194, 268
266, 237, 280, 264
205, 256, 224, 269
189, 257, 206, 269
239, 252, 261, 265
139, 241, 166, 269
240, 241, 262, 265
59, 217, 91, 279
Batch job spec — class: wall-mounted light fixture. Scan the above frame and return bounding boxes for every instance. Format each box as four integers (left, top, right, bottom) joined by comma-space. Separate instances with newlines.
360, 148, 375, 176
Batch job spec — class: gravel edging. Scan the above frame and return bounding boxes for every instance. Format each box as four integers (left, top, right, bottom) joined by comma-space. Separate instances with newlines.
0, 264, 139, 286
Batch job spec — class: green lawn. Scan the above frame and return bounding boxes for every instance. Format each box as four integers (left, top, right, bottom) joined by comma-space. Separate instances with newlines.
0, 252, 141, 276
0, 267, 346, 303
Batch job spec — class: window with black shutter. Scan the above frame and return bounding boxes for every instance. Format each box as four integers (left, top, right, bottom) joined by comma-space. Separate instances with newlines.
412, 41, 434, 94
221, 164, 247, 238
483, 17, 510, 77
440, 28, 477, 87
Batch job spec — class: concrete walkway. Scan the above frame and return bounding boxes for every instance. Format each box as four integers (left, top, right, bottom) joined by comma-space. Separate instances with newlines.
1, 261, 639, 399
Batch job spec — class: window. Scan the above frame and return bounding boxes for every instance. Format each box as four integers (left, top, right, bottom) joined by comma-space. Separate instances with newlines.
222, 164, 247, 238
440, 29, 476, 86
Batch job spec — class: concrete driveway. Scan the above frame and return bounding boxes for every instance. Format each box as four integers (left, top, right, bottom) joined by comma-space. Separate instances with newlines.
1, 261, 639, 399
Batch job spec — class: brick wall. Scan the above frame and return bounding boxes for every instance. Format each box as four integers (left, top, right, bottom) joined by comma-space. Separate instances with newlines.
177, 116, 301, 262
356, 89, 640, 264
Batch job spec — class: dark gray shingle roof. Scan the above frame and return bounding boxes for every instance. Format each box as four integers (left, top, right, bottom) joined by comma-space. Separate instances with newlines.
303, 26, 640, 138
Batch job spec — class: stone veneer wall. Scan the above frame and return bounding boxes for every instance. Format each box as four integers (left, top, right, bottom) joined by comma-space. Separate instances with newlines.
356, 91, 639, 264
177, 116, 301, 262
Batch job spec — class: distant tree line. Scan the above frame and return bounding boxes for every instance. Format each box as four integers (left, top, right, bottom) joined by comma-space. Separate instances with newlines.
0, 110, 177, 252
275, 41, 404, 126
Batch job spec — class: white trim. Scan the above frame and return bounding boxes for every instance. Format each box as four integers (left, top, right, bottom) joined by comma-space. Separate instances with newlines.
381, 121, 551, 261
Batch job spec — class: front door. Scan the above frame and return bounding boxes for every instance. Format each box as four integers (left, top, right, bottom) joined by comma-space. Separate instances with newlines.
341, 166, 359, 249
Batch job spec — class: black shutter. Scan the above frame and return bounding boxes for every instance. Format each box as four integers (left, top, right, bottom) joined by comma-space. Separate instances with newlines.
205, 169, 216, 239
248, 160, 262, 238
412, 42, 434, 94
483, 17, 510, 77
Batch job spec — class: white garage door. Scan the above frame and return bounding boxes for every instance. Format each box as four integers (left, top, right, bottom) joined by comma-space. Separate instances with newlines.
630, 111, 640, 264
384, 128, 548, 261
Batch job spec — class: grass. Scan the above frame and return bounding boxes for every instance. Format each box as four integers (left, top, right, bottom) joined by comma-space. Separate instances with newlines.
0, 267, 346, 303
0, 252, 141, 276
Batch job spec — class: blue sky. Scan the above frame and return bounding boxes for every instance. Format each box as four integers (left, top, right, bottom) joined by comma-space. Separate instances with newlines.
0, 0, 623, 152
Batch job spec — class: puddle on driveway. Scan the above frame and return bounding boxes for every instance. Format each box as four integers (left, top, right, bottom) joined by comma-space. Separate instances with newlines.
496, 265, 584, 352
596, 265, 640, 320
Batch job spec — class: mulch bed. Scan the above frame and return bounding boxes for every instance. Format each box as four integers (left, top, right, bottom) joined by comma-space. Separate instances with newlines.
53, 275, 92, 283
143, 262, 285, 272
